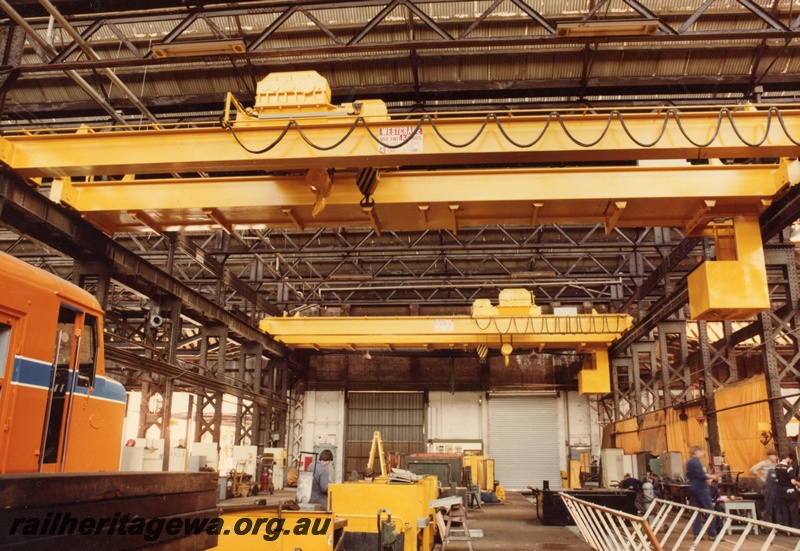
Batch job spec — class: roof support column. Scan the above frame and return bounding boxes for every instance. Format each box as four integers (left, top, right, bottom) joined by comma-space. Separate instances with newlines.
698, 321, 721, 459
235, 342, 262, 446
761, 246, 800, 457
195, 325, 228, 443
610, 357, 632, 422
658, 321, 691, 408
288, 391, 305, 468
269, 357, 291, 448
632, 341, 659, 412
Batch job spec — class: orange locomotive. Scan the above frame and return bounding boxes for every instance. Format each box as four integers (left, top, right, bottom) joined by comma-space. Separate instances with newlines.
0, 251, 126, 473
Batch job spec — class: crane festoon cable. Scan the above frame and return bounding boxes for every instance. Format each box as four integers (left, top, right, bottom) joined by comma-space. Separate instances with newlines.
223, 106, 800, 154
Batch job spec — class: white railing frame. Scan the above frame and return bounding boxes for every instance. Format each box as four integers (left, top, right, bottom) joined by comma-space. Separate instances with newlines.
561, 494, 800, 551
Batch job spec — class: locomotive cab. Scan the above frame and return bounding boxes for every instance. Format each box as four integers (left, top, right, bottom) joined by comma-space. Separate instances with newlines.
0, 252, 126, 473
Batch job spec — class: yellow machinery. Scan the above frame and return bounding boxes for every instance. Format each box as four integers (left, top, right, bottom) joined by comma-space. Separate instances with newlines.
214, 506, 346, 551
228, 460, 259, 498
230, 70, 389, 123
328, 475, 438, 551
462, 455, 495, 493
261, 288, 632, 394
687, 215, 770, 320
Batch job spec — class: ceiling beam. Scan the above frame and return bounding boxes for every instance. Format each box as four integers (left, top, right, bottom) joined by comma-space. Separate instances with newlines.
0, 172, 288, 358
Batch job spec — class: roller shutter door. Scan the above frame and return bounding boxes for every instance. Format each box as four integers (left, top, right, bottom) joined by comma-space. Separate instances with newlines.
489, 395, 561, 490
345, 392, 425, 476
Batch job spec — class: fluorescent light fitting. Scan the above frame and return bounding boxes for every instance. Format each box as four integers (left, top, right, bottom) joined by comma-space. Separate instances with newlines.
328, 274, 373, 281
511, 271, 557, 279
152, 39, 246, 59
556, 19, 659, 37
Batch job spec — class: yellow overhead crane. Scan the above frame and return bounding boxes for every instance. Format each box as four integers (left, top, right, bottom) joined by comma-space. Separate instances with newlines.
261, 288, 632, 395
7, 70, 798, 242
47, 163, 796, 236
1, 70, 795, 322
2, 72, 800, 176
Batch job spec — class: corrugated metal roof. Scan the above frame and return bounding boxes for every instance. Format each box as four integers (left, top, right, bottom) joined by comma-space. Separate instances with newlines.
6, 0, 800, 128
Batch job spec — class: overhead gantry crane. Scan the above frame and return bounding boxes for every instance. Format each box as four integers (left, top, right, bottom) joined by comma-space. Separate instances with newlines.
261, 289, 633, 395
1, 70, 798, 381
2, 71, 800, 176
4, 73, 799, 240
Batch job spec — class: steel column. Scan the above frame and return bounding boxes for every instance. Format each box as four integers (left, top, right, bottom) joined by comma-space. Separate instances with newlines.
631, 341, 659, 413
195, 325, 228, 443
657, 321, 691, 408
698, 321, 721, 457
761, 246, 800, 456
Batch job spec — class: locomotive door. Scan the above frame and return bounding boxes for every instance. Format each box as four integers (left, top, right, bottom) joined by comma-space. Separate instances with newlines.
39, 304, 84, 472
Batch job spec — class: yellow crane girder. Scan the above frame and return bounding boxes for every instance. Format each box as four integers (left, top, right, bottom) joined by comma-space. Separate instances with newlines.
48, 162, 797, 235
2, 106, 800, 178
260, 314, 632, 349
260, 315, 627, 395
259, 289, 633, 394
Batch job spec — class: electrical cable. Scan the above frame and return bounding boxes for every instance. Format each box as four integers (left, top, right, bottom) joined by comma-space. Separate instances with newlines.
223, 106, 800, 155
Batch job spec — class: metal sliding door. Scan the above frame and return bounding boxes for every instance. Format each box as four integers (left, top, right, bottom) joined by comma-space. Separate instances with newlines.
345, 392, 425, 476
489, 395, 561, 489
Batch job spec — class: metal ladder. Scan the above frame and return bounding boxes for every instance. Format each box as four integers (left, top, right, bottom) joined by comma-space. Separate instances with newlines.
562, 494, 800, 551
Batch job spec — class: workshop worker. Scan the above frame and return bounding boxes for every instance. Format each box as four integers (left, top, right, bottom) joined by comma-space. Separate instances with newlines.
774, 451, 800, 529
646, 470, 663, 498
686, 445, 718, 539
619, 473, 640, 492
750, 449, 779, 523
310, 449, 334, 508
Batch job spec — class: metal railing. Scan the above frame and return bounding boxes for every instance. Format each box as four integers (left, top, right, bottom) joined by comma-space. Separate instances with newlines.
562, 494, 800, 551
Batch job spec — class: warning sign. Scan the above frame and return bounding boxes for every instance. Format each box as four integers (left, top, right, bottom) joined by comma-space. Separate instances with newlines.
378, 126, 423, 154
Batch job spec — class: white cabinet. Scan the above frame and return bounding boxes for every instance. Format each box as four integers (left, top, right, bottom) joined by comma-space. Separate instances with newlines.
601, 448, 625, 488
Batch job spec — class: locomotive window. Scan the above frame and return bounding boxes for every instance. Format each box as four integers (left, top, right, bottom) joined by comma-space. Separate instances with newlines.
0, 322, 10, 380
0, 322, 9, 402
53, 319, 74, 397
77, 315, 97, 388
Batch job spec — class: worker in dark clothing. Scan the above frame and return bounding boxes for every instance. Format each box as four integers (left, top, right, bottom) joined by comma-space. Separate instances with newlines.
706, 477, 725, 532
774, 452, 800, 529
686, 445, 718, 539
619, 473, 641, 492
750, 449, 779, 523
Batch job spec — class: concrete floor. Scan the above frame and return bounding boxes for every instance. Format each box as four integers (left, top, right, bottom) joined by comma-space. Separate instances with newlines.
437, 491, 591, 551
219, 489, 800, 550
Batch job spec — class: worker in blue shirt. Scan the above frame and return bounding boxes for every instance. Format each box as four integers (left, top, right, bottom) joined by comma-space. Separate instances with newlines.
686, 445, 718, 539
